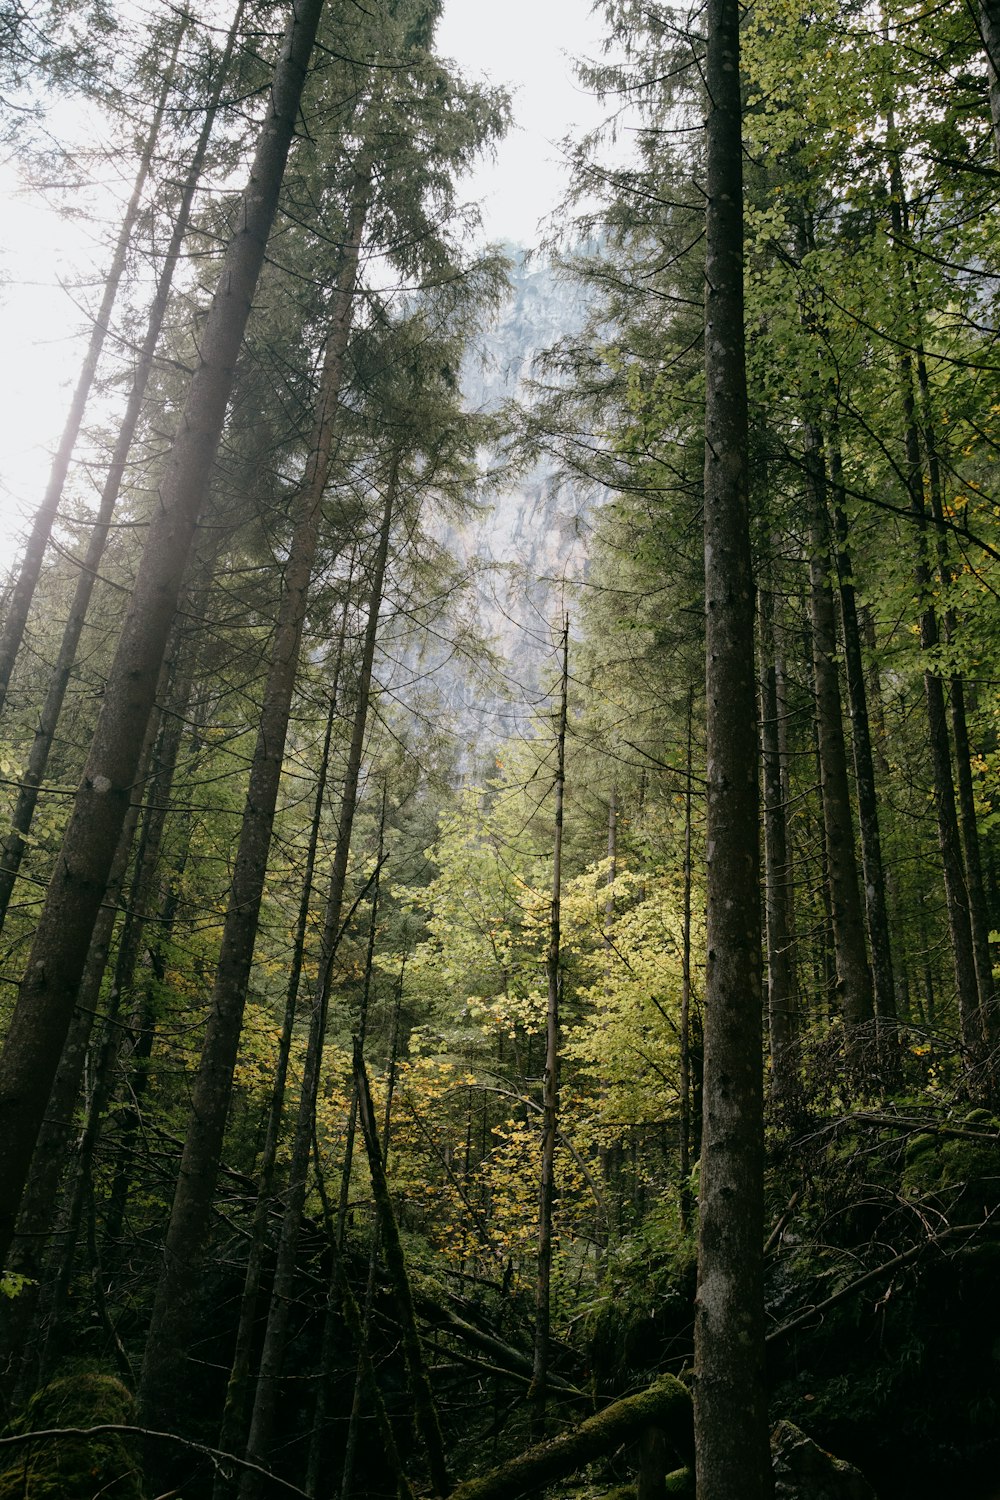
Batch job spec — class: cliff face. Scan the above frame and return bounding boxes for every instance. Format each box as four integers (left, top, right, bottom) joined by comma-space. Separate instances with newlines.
389, 248, 604, 754
442, 248, 602, 727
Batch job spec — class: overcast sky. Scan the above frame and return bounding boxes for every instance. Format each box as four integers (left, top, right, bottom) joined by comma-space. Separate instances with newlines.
437, 0, 608, 243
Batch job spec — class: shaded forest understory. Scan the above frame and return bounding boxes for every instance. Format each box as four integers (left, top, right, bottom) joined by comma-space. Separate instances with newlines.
2, 0, 1000, 1496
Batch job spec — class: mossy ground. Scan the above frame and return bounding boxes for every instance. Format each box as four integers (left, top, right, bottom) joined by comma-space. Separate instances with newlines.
0, 1370, 144, 1499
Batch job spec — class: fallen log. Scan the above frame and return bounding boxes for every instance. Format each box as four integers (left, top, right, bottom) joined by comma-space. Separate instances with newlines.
445, 1375, 692, 1500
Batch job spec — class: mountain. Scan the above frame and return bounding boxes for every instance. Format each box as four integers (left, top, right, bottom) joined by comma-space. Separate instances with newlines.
419, 246, 604, 746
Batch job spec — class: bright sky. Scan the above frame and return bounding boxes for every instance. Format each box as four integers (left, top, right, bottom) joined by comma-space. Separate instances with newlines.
0, 0, 608, 569
437, 0, 607, 243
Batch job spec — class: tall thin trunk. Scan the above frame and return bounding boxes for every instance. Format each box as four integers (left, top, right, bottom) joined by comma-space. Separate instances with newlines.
354, 1043, 449, 1499
0, 0, 247, 933
0, 684, 165, 1393
759, 580, 798, 1103
694, 0, 771, 1489
215, 591, 352, 1484
140, 180, 369, 1418
909, 442, 982, 1061
238, 464, 397, 1497
0, 14, 189, 719
827, 445, 898, 1064
306, 790, 384, 1499
604, 784, 617, 954
882, 102, 984, 1066
803, 430, 874, 1039
0, 0, 328, 1271
334, 779, 386, 1252
333, 1229, 415, 1500
679, 688, 695, 1226
977, 0, 1000, 160
917, 356, 998, 1053
529, 619, 568, 1436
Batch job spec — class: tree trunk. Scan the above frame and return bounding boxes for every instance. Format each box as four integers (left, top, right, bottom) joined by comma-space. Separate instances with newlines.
306, 793, 383, 1498
0, 0, 246, 934
0, 13, 188, 720
804, 431, 874, 1041
529, 618, 568, 1435
214, 599, 350, 1486
694, 0, 772, 1490
354, 1043, 450, 1500
882, 111, 985, 1067
759, 580, 799, 1104
237, 468, 397, 1495
0, 685, 166, 1393
0, 0, 328, 1272
827, 446, 898, 1069
917, 357, 998, 1054
679, 688, 695, 1225
139, 173, 368, 1421
977, 0, 1000, 161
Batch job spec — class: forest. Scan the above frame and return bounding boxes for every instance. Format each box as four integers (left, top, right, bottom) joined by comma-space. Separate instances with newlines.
0, 0, 999, 1495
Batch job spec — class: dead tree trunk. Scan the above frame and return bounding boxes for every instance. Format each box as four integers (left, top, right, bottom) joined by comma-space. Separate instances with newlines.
445, 1376, 692, 1500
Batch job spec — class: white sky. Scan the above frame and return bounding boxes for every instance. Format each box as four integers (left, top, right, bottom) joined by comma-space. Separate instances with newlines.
437, 0, 608, 243
0, 0, 609, 569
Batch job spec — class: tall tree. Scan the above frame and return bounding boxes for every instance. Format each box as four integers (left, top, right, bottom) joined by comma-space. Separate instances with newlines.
528, 617, 568, 1434
0, 0, 328, 1269
693, 0, 772, 1493
0, 0, 248, 932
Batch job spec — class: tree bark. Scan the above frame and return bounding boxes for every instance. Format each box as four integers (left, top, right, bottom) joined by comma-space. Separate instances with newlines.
0, 0, 328, 1272
694, 0, 772, 1490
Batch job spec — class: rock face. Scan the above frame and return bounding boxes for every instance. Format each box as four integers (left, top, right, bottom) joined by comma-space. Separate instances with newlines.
771, 1420, 878, 1500
395, 247, 605, 751
440, 247, 603, 740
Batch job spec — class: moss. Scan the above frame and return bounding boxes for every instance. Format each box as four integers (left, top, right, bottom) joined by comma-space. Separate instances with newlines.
447, 1377, 692, 1500
0, 1372, 144, 1499
901, 1126, 1000, 1211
